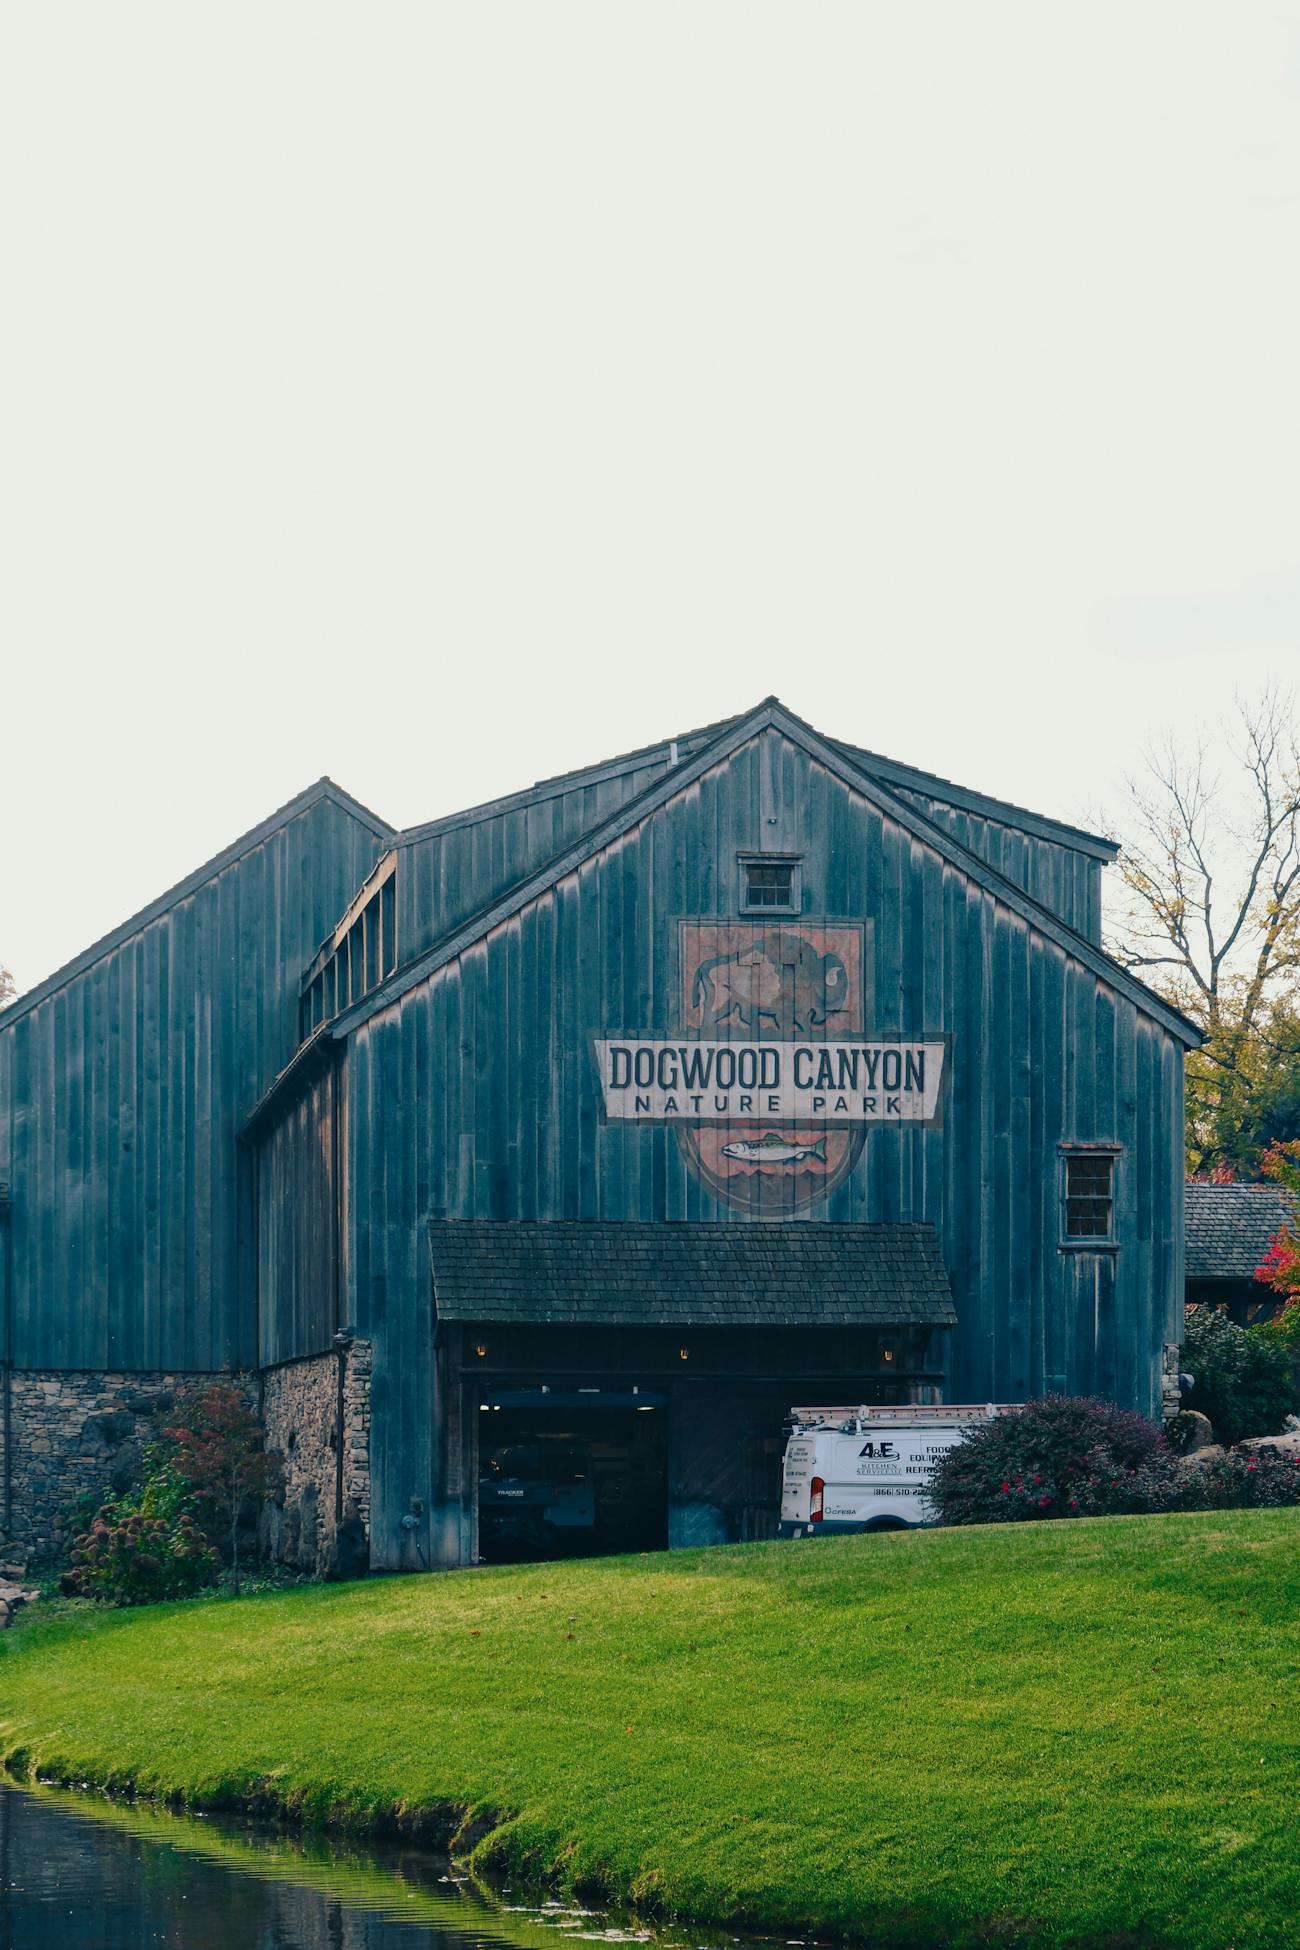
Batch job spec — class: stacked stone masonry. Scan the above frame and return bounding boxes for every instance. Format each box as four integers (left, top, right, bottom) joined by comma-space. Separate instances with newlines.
259, 1340, 372, 1577
0, 1370, 255, 1577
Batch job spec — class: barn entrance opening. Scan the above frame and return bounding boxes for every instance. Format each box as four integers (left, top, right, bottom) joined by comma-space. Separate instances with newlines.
477, 1393, 669, 1564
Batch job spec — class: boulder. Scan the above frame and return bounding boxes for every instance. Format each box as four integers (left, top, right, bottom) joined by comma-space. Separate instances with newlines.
1238, 1431, 1300, 1458
1167, 1410, 1217, 1456
0, 1601, 11, 1631
1177, 1444, 1226, 1469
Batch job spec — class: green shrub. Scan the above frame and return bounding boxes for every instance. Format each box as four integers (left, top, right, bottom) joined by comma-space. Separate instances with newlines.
1177, 1446, 1300, 1509
928, 1396, 1171, 1524
60, 1447, 220, 1605
165, 1383, 281, 1595
1182, 1306, 1299, 1446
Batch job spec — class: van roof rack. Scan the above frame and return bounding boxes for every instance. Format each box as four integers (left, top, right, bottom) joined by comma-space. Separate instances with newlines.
787, 1403, 1019, 1429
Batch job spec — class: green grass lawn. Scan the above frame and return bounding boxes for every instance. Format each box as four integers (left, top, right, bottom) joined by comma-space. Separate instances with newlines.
3, 1512, 1300, 1950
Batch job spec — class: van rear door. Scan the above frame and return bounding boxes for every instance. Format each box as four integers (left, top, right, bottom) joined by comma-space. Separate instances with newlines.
779, 1435, 816, 1525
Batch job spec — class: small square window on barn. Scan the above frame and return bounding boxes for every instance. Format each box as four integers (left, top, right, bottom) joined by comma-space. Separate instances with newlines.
1061, 1149, 1118, 1245
739, 855, 801, 914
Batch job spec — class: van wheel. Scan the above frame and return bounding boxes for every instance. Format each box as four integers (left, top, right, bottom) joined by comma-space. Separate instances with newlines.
866, 1517, 907, 1532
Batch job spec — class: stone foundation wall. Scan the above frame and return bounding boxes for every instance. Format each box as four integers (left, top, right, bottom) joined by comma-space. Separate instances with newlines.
0, 1371, 253, 1577
1161, 1340, 1184, 1422
259, 1340, 371, 1578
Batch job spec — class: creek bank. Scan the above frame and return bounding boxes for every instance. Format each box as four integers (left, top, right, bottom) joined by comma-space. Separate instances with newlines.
3, 1517, 1299, 1950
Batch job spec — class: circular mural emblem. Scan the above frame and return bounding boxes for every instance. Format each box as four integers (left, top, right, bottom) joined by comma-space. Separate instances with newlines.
677, 1119, 866, 1212
675, 921, 867, 1212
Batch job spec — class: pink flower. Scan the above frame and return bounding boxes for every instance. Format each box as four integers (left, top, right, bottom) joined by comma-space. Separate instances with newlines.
1001, 1481, 1011, 1492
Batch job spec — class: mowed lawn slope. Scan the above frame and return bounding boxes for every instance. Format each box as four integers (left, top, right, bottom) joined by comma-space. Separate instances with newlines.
3, 1513, 1299, 1950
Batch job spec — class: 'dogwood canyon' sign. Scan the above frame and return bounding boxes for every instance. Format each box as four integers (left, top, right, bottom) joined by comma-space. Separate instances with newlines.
595, 922, 947, 1211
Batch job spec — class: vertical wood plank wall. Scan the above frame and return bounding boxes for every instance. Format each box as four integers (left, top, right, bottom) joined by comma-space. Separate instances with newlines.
255, 1058, 340, 1367
329, 729, 1185, 1559
0, 798, 386, 1372
888, 788, 1104, 944
395, 744, 1104, 976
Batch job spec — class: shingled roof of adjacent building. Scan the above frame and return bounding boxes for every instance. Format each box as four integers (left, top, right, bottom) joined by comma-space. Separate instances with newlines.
427, 1219, 957, 1327
1185, 1182, 1294, 1281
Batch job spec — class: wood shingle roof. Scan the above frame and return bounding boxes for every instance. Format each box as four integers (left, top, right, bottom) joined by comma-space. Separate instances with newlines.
427, 1219, 958, 1328
1185, 1183, 1293, 1282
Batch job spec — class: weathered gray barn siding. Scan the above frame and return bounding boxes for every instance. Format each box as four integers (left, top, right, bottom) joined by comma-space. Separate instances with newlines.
329, 725, 1185, 1564
254, 1055, 342, 1368
886, 790, 1105, 945
394, 755, 676, 968
0, 788, 388, 1373
390, 715, 1111, 977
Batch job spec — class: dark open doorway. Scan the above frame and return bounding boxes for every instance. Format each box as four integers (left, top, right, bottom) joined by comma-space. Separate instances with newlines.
477, 1395, 669, 1564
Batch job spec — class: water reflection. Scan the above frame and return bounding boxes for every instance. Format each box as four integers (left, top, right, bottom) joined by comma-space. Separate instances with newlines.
0, 1781, 738, 1950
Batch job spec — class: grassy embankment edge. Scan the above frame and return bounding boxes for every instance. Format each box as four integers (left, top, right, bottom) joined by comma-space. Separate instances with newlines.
4, 1510, 1300, 1950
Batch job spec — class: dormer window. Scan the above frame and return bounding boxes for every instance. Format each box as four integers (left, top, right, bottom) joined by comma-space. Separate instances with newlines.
739, 854, 801, 915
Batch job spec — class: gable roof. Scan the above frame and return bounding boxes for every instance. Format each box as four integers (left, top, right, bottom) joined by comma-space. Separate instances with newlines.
326, 696, 1200, 1046
393, 711, 738, 846
393, 706, 1115, 860
834, 739, 1118, 862
428, 1219, 957, 1328
1185, 1183, 1294, 1281
0, 778, 394, 1030
241, 697, 1200, 1135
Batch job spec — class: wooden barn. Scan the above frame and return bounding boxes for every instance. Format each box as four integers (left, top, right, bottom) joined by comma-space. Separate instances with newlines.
0, 699, 1201, 1574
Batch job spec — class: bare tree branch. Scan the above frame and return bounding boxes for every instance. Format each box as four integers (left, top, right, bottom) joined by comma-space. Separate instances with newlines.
1110, 688, 1300, 1172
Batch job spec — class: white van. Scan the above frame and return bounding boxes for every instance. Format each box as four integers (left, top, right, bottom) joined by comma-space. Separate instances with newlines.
779, 1403, 1019, 1536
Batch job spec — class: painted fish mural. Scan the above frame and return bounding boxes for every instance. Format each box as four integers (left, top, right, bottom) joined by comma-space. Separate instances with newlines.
721, 1133, 828, 1165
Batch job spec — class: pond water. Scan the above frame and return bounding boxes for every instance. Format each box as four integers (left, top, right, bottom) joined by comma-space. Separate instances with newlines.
0, 1780, 797, 1950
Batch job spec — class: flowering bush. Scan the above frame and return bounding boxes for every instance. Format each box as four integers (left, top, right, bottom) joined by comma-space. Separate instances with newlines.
1254, 1140, 1300, 1354
166, 1383, 281, 1594
1180, 1446, 1300, 1509
927, 1392, 1300, 1526
60, 1446, 219, 1603
928, 1396, 1171, 1525
1182, 1306, 1298, 1446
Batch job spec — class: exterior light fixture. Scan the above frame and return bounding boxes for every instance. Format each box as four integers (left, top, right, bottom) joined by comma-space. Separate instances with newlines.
475, 1344, 487, 1358
678, 1347, 689, 1361
882, 1341, 896, 1364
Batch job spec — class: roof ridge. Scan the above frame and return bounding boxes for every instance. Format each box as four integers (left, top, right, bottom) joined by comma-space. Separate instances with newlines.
0, 778, 394, 1029
393, 710, 745, 847
321, 698, 1201, 1049
834, 739, 1117, 860
242, 698, 1201, 1137
392, 699, 1114, 861
1186, 1181, 1291, 1194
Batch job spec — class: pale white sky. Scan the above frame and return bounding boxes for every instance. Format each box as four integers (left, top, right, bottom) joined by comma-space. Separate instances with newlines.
3, 4, 1299, 994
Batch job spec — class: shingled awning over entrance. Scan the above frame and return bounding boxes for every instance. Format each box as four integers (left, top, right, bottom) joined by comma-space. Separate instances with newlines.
427, 1220, 956, 1328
